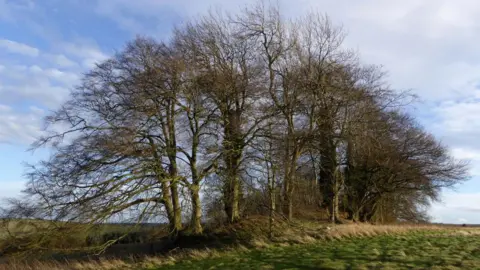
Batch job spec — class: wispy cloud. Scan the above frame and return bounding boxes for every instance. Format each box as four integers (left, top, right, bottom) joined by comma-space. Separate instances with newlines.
0, 0, 35, 22
59, 41, 109, 69
43, 53, 78, 68
0, 106, 44, 144
0, 36, 107, 144
0, 39, 39, 57
0, 104, 11, 112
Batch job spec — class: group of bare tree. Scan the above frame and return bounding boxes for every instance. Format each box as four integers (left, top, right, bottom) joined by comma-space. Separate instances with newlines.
2, 3, 468, 248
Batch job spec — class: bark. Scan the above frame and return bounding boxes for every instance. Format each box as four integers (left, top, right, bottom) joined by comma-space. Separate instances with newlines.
282, 156, 292, 219
170, 181, 182, 232
224, 173, 240, 223
282, 114, 301, 220
330, 172, 341, 223
189, 129, 204, 234
223, 109, 243, 223
190, 184, 203, 234
331, 191, 339, 223
282, 147, 299, 220
161, 181, 177, 232
148, 135, 180, 233
167, 99, 182, 233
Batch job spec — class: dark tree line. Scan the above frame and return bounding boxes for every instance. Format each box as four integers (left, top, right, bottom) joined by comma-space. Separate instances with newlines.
2, 3, 468, 251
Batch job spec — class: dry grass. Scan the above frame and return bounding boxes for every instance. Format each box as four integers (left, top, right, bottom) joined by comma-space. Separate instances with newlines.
325, 223, 442, 239
0, 258, 131, 270
269, 222, 447, 244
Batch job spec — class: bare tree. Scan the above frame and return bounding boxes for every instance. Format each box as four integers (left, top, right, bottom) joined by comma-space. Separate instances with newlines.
344, 110, 469, 222
15, 38, 191, 241
175, 11, 268, 223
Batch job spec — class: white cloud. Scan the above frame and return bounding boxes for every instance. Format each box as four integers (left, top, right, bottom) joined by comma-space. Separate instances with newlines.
0, 104, 11, 112
0, 64, 76, 108
451, 148, 480, 160
29, 65, 42, 73
0, 106, 44, 144
0, 36, 107, 145
0, 39, 39, 57
59, 41, 108, 69
44, 53, 78, 68
43, 68, 80, 85
431, 192, 480, 224
427, 100, 480, 174
0, 83, 69, 108
434, 100, 480, 133
29, 106, 44, 115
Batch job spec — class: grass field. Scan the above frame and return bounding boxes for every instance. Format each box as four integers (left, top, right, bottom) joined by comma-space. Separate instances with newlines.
2, 223, 480, 269
154, 230, 480, 270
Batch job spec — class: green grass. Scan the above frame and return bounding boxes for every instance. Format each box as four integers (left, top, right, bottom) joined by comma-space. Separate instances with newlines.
153, 231, 480, 270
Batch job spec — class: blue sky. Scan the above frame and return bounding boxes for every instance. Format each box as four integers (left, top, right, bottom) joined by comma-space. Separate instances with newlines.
1, 0, 480, 223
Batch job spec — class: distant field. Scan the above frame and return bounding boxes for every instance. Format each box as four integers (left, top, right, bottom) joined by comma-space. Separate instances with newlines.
155, 230, 480, 270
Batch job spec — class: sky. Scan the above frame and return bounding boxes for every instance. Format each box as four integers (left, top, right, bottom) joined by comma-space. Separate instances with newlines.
1, 0, 480, 224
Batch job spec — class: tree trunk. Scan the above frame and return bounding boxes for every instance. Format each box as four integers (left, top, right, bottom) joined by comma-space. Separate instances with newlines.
189, 133, 203, 234
168, 151, 182, 233
164, 174, 181, 234
161, 182, 178, 234
282, 134, 298, 220
330, 168, 343, 223
166, 99, 182, 234
170, 181, 182, 233
283, 188, 293, 220
223, 110, 242, 223
190, 184, 203, 234
282, 163, 292, 220
224, 173, 240, 223
284, 165, 297, 220
330, 186, 339, 223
